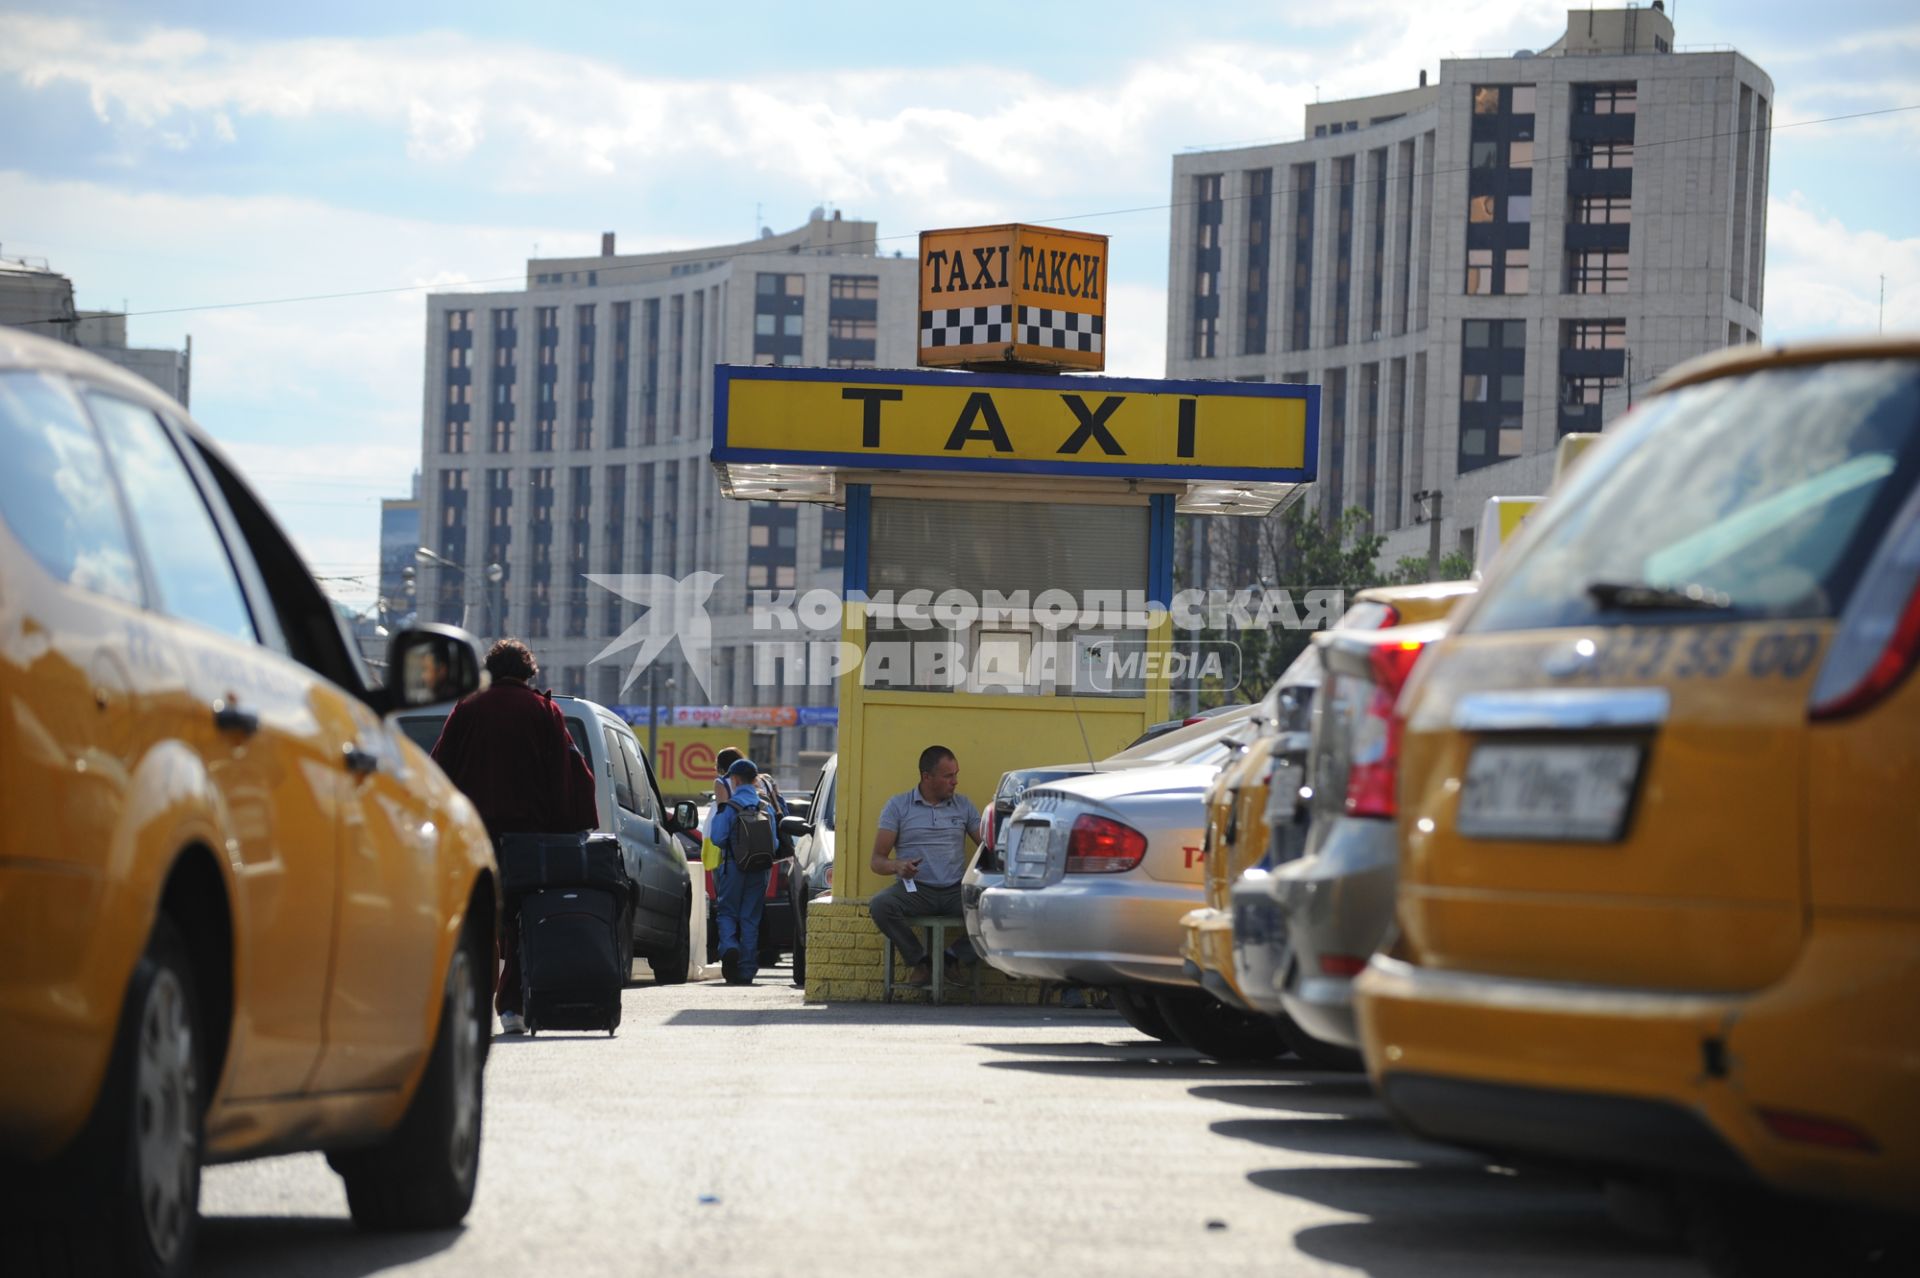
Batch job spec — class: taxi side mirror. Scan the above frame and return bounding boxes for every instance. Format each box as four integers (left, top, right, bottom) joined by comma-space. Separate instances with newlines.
666, 800, 700, 835
384, 625, 483, 712
779, 815, 813, 840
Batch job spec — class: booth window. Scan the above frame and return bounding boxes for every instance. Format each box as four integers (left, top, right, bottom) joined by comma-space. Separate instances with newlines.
863, 497, 1149, 697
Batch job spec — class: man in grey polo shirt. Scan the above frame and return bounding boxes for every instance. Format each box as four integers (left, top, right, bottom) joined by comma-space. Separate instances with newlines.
868, 744, 981, 988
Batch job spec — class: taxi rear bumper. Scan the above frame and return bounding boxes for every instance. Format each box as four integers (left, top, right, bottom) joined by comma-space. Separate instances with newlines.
1357, 919, 1920, 1214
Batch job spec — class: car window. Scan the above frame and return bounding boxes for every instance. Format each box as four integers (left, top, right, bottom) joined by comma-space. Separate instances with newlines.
615, 730, 655, 819
0, 371, 143, 605
817, 766, 837, 831
86, 393, 257, 642
564, 716, 593, 762
1472, 361, 1920, 631
396, 712, 447, 754
1107, 706, 1255, 761
601, 724, 637, 812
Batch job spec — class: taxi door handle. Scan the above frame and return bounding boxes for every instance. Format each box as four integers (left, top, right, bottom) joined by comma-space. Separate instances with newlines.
212, 700, 259, 737
343, 744, 380, 777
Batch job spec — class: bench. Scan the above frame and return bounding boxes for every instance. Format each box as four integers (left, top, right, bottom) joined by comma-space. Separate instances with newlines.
880, 914, 983, 1004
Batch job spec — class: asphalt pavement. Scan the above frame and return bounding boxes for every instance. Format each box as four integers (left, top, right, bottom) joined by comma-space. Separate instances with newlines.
198, 961, 1707, 1277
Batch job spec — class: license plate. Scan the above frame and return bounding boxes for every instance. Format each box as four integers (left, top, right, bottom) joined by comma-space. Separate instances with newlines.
1015, 822, 1050, 863
1457, 743, 1642, 842
1263, 762, 1303, 826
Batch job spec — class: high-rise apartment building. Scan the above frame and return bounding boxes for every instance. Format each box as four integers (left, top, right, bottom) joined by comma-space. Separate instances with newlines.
1166, 2, 1771, 574
415, 212, 916, 771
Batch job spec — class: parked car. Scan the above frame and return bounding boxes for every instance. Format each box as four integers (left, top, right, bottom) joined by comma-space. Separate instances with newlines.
1189, 581, 1477, 1060
1357, 338, 1920, 1246
782, 752, 838, 985
961, 706, 1260, 986
397, 695, 696, 983
0, 327, 498, 1274
973, 707, 1276, 1059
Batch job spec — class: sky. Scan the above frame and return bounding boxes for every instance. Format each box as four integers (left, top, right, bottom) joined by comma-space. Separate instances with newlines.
2, 0, 1916, 609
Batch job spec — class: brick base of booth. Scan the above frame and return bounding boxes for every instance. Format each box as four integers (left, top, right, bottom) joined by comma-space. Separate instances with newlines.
803, 900, 1049, 1005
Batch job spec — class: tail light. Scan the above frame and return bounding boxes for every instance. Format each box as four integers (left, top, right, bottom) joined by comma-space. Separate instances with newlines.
1758, 1108, 1878, 1152
1064, 814, 1148, 873
979, 804, 997, 855
1809, 514, 1920, 720
1344, 639, 1430, 819
1318, 953, 1368, 978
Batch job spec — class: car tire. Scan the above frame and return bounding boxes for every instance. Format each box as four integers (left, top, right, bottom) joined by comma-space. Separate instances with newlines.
790, 872, 809, 987
1107, 986, 1179, 1043
1152, 991, 1288, 1062
648, 884, 692, 986
1273, 1017, 1366, 1072
331, 920, 486, 1231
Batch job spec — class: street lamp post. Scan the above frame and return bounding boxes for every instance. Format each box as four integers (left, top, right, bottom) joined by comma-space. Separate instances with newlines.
647, 669, 675, 764
415, 547, 505, 643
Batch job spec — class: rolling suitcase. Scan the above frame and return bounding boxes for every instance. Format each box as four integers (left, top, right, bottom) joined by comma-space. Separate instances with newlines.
518, 887, 625, 1035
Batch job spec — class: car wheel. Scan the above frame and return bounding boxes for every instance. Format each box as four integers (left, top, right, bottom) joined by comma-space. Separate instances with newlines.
1107, 986, 1179, 1043
790, 874, 809, 987
331, 919, 486, 1231
1152, 991, 1288, 1062
648, 885, 692, 986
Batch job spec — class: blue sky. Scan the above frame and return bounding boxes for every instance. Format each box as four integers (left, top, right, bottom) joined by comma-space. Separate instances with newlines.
2, 0, 1916, 604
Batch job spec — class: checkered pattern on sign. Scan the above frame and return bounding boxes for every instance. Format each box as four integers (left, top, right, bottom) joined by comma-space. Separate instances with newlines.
921, 305, 1014, 348
1017, 306, 1104, 354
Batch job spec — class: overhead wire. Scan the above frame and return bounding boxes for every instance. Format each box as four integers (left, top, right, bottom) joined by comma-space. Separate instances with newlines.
6, 102, 1913, 330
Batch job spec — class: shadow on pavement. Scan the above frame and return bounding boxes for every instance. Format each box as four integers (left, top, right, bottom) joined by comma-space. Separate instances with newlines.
663, 1005, 1109, 1029
1212, 1115, 1482, 1167
982, 1056, 1311, 1083
196, 1216, 461, 1277
1247, 1167, 1692, 1277
1189, 1080, 1377, 1115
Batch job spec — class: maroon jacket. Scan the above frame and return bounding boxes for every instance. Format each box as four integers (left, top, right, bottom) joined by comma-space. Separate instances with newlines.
430, 680, 598, 836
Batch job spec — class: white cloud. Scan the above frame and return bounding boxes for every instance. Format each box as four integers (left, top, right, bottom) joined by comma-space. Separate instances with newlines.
1763, 193, 1920, 339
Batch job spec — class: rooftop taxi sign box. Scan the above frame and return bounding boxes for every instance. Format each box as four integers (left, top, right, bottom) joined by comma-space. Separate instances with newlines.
919, 224, 1108, 372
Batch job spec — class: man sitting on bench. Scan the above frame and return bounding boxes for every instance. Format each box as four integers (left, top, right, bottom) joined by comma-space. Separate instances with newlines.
868, 745, 981, 989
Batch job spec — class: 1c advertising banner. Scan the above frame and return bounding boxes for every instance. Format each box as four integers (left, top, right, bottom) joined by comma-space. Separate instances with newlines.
651, 728, 751, 789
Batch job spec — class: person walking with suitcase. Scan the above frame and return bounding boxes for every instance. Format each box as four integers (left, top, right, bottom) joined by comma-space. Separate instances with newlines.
708, 757, 777, 985
430, 639, 597, 1033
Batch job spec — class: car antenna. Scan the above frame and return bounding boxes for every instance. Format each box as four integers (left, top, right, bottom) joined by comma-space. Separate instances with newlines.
1073, 643, 1099, 772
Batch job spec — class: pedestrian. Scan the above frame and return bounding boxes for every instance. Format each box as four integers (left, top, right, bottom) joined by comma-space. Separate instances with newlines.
708, 757, 776, 985
430, 638, 597, 1034
715, 747, 791, 852
867, 745, 980, 988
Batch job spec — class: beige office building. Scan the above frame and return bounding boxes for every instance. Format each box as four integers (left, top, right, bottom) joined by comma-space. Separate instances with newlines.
1166, 2, 1772, 575
414, 213, 916, 775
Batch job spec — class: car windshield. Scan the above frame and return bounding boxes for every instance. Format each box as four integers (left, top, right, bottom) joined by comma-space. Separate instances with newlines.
1469, 359, 1920, 632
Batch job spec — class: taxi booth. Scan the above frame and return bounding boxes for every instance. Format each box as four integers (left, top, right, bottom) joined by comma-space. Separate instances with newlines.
709, 225, 1316, 1001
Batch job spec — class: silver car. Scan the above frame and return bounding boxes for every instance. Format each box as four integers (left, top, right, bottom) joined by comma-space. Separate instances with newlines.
961, 707, 1258, 966
1234, 621, 1447, 1053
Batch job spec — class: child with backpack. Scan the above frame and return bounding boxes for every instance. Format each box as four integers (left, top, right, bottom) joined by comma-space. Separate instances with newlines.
707, 756, 778, 985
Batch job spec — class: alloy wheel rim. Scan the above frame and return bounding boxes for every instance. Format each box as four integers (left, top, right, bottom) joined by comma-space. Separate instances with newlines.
135, 968, 197, 1265
446, 948, 480, 1181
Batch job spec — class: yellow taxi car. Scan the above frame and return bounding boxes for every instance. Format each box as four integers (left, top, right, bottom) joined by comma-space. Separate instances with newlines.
1181, 581, 1476, 1064
0, 329, 499, 1277
1357, 339, 1920, 1227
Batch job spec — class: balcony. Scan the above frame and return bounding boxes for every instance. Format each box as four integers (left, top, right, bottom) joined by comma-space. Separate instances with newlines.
1568, 168, 1634, 199
1564, 223, 1631, 253
1569, 114, 1637, 144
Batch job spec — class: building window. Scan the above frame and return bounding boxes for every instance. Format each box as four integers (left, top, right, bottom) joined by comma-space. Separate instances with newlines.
821, 508, 846, 568
1243, 167, 1272, 355
1574, 195, 1632, 225
1191, 173, 1223, 358
1288, 162, 1315, 351
1465, 249, 1493, 294
1575, 141, 1634, 170
1504, 249, 1530, 294
1459, 320, 1526, 473
1330, 156, 1354, 347
830, 275, 879, 301
1576, 84, 1637, 115
1568, 249, 1629, 293
755, 273, 806, 364
1566, 319, 1626, 350
1473, 87, 1501, 114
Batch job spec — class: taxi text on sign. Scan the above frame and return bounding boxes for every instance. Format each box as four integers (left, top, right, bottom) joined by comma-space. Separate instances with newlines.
714, 366, 1317, 483
919, 224, 1109, 372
